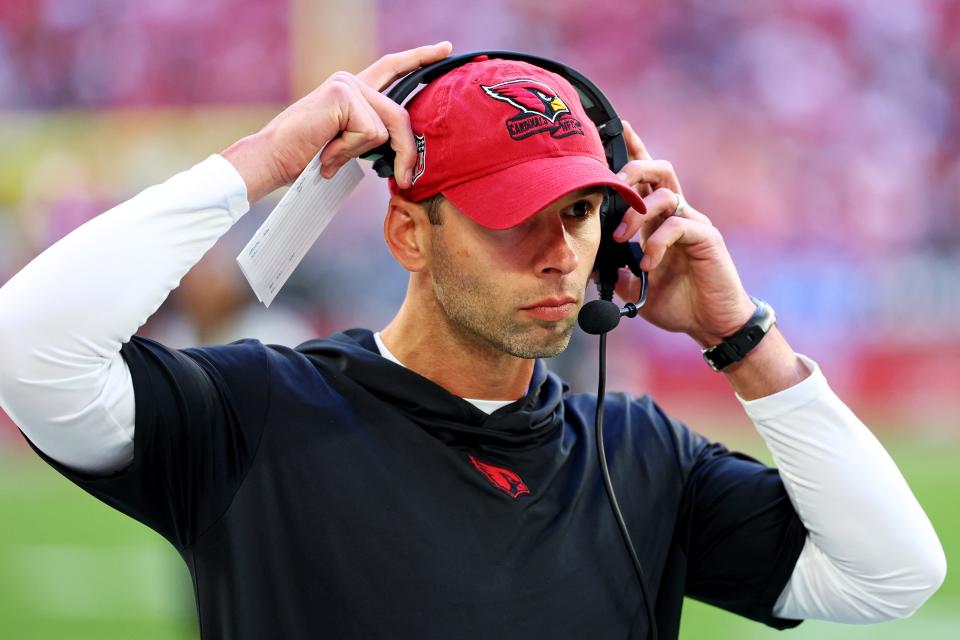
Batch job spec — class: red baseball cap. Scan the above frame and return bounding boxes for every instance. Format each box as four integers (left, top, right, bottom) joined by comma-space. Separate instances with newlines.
389, 57, 646, 229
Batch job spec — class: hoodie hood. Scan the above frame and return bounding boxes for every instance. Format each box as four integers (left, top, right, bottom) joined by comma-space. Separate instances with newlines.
296, 329, 567, 449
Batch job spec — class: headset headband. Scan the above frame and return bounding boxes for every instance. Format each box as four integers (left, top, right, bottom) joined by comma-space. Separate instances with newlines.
365, 50, 628, 179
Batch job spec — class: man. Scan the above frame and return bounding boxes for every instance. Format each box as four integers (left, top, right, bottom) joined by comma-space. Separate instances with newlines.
0, 42, 946, 639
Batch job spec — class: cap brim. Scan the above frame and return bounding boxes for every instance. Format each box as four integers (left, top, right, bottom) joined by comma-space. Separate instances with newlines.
440, 155, 647, 230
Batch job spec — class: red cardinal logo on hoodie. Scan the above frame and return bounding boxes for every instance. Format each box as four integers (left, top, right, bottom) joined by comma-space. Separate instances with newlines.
469, 455, 532, 499
481, 78, 584, 141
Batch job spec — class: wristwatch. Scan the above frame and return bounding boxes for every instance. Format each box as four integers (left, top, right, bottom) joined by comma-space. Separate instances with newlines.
701, 296, 776, 372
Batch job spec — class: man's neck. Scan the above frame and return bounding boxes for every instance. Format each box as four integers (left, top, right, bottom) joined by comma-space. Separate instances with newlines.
379, 297, 533, 402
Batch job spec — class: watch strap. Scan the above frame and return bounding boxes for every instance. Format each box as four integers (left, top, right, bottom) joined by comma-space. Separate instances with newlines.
701, 296, 776, 372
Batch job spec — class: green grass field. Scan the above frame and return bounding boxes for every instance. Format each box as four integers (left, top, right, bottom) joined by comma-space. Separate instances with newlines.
1, 433, 957, 639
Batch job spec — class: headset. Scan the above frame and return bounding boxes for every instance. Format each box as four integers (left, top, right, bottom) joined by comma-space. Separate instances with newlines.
361, 51, 658, 639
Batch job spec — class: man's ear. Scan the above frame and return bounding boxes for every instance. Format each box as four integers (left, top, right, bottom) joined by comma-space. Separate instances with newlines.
384, 195, 432, 272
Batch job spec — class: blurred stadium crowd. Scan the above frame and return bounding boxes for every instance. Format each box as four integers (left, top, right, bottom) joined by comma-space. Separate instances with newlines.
1, 0, 958, 440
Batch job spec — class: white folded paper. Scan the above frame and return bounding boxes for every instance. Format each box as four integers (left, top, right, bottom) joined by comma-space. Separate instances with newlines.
237, 156, 364, 306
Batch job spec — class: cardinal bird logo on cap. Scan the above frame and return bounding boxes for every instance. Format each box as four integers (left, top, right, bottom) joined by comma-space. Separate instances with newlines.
481, 78, 584, 141
482, 79, 570, 122
469, 455, 532, 500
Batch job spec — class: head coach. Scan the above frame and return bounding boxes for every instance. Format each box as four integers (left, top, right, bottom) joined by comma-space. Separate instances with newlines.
0, 42, 945, 639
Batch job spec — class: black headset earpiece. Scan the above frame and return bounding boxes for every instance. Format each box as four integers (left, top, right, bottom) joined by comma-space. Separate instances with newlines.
359, 50, 646, 314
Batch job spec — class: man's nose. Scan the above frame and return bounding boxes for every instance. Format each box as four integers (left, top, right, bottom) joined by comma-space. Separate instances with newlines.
535, 215, 579, 276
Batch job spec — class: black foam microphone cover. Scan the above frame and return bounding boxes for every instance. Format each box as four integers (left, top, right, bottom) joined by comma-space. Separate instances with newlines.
578, 299, 622, 335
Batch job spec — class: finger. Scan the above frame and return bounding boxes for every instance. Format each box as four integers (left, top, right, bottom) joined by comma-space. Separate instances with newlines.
644, 188, 683, 217
614, 266, 643, 303
358, 41, 453, 91
640, 189, 688, 243
639, 193, 715, 244
616, 159, 682, 195
676, 200, 712, 226
618, 121, 654, 197
612, 208, 644, 242
640, 216, 719, 271
355, 81, 417, 188
613, 188, 678, 242
621, 120, 652, 161
319, 89, 386, 177
667, 189, 713, 226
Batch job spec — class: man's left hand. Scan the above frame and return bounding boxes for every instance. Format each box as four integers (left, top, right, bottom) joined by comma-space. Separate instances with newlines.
611, 121, 756, 347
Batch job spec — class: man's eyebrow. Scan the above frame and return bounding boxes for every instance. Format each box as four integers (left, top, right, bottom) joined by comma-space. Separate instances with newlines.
569, 186, 606, 199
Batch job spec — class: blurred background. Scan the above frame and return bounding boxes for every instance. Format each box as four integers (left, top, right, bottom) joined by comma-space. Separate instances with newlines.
1, 0, 957, 638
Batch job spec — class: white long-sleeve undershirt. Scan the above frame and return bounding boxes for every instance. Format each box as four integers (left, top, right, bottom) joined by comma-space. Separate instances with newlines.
0, 156, 945, 624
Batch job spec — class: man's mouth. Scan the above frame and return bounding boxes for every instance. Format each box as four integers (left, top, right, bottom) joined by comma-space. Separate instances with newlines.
519, 296, 578, 321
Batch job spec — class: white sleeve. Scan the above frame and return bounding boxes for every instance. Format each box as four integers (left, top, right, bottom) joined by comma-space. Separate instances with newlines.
0, 154, 249, 475
737, 354, 947, 623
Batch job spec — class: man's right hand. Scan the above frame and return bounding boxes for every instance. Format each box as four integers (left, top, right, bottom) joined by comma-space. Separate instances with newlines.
222, 41, 453, 204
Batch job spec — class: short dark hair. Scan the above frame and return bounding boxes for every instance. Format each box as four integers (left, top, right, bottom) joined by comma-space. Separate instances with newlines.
419, 193, 445, 225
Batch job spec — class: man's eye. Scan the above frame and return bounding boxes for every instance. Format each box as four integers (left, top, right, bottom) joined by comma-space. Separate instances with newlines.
569, 200, 596, 218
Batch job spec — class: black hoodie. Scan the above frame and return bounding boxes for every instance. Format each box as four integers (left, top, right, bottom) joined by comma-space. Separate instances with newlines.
25, 329, 806, 639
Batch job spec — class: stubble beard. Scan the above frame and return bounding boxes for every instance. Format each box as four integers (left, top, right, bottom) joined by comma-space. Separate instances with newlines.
430, 235, 577, 360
